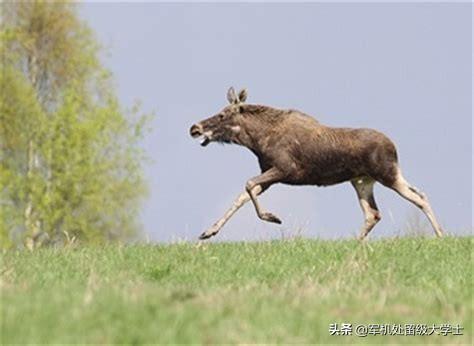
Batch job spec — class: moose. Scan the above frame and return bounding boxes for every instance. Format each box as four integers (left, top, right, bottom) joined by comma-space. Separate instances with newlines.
190, 87, 444, 241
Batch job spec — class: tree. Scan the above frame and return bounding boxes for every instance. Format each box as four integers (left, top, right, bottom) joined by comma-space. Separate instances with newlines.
0, 2, 150, 248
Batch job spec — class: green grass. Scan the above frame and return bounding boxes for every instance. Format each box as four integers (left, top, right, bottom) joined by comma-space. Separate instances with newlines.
1, 236, 472, 344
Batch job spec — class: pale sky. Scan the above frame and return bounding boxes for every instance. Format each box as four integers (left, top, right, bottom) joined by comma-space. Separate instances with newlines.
81, 3, 472, 242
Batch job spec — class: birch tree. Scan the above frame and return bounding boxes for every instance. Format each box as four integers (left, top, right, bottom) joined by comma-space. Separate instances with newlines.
0, 2, 150, 247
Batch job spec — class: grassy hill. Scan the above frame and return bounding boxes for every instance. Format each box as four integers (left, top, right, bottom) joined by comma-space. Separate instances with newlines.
1, 236, 472, 344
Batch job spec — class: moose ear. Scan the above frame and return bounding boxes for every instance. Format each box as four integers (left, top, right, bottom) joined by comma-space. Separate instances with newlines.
226, 87, 238, 104
238, 88, 248, 103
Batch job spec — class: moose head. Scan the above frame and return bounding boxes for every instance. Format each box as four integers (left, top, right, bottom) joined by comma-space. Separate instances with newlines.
190, 87, 248, 146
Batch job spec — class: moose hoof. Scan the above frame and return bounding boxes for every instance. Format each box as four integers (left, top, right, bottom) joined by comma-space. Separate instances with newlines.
199, 229, 217, 240
198, 232, 212, 240
198, 232, 211, 240
261, 212, 282, 224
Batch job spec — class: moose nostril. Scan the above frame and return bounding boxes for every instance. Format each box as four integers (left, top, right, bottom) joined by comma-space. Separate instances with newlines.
190, 124, 203, 137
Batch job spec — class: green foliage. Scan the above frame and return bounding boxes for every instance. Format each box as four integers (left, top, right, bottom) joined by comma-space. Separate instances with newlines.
0, 2, 150, 247
1, 237, 471, 344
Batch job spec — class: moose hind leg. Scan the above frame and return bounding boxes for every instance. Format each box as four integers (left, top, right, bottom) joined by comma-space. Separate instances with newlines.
389, 172, 443, 238
351, 177, 381, 240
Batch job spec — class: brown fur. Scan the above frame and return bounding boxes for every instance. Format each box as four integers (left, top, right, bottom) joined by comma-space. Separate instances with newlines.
190, 88, 444, 240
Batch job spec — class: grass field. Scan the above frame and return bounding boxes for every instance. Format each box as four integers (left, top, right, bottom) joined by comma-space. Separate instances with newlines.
1, 236, 472, 344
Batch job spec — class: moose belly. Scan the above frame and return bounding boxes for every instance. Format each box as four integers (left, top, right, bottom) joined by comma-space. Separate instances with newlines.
283, 158, 365, 186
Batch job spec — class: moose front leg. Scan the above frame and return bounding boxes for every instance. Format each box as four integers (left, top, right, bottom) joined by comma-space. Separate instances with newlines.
198, 189, 256, 240
199, 183, 271, 240
246, 167, 283, 224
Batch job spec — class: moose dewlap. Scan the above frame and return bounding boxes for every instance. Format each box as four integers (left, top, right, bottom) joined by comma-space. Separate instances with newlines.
190, 87, 443, 241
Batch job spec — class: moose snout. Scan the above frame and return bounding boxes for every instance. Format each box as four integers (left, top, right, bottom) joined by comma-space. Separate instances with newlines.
190, 123, 203, 138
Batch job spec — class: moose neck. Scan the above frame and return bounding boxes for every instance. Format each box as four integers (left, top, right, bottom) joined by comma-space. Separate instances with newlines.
235, 105, 284, 156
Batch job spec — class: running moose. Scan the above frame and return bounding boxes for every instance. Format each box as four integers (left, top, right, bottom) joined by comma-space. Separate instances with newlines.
189, 87, 444, 240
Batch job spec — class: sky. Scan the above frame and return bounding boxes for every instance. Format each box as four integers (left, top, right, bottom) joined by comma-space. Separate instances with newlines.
80, 3, 472, 242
